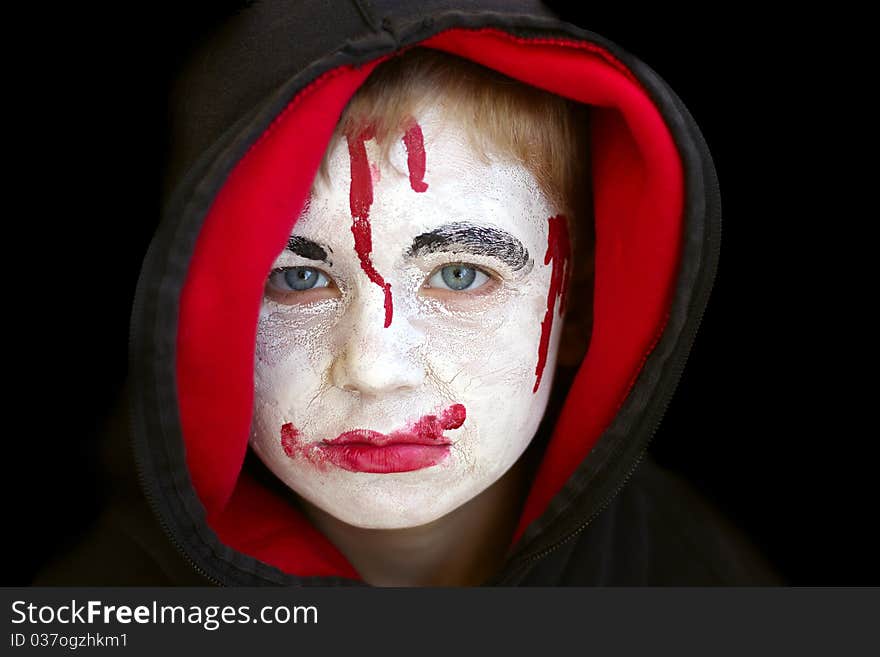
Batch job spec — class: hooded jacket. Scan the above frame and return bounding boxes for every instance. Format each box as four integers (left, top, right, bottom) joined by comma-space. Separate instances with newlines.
38, 0, 783, 586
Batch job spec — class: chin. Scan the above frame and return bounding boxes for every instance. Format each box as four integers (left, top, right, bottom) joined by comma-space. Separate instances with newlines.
308, 486, 474, 530
339, 513, 444, 531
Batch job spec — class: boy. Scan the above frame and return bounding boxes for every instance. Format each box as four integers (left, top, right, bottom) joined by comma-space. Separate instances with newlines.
249, 49, 592, 585
36, 2, 780, 587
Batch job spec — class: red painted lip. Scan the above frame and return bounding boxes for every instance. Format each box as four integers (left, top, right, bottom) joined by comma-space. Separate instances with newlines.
318, 403, 466, 473
326, 429, 452, 447
320, 443, 451, 473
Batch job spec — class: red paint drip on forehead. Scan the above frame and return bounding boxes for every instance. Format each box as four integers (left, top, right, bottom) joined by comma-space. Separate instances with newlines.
402, 122, 428, 193
533, 215, 572, 393
346, 126, 393, 328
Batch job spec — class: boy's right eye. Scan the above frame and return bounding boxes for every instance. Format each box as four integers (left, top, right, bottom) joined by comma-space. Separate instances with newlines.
265, 267, 340, 304
272, 267, 331, 291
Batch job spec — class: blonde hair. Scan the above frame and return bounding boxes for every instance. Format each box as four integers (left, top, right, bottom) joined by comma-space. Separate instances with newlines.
320, 48, 591, 223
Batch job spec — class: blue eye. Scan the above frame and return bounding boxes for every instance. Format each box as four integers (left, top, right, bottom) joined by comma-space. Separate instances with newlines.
427, 264, 490, 291
269, 266, 332, 292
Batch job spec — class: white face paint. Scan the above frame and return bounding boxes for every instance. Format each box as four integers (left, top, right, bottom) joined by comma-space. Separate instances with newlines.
249, 106, 569, 529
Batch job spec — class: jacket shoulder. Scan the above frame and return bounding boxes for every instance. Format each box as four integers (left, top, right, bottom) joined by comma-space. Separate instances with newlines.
33, 498, 209, 586
520, 458, 785, 586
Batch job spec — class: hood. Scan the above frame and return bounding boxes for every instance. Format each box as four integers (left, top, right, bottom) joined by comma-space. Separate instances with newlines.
130, 0, 720, 585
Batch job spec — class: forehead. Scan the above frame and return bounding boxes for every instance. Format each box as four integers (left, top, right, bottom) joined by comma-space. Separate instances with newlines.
301, 108, 553, 247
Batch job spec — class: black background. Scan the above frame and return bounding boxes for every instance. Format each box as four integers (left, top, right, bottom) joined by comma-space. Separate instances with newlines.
7, 4, 870, 585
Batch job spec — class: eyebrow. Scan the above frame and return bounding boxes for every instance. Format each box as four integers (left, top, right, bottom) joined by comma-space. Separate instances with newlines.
406, 222, 532, 272
286, 235, 333, 264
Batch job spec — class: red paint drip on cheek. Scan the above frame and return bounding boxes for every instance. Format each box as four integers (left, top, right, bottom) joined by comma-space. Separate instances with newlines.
402, 122, 428, 193
533, 214, 572, 393
347, 127, 393, 328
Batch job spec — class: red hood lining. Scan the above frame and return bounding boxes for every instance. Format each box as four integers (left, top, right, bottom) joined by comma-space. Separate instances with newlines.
175, 28, 683, 579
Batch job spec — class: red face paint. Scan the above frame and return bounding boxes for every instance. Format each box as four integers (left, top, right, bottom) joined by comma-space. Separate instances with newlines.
402, 122, 428, 193
280, 404, 466, 473
280, 423, 301, 458
347, 126, 393, 328
533, 214, 572, 393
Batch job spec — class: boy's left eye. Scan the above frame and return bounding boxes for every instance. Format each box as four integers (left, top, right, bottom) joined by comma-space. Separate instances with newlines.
425, 264, 491, 291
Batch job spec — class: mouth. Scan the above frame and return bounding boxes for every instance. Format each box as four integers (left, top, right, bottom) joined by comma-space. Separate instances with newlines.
317, 403, 466, 473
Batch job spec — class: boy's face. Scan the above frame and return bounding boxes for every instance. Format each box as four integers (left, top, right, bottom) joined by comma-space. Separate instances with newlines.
250, 107, 568, 529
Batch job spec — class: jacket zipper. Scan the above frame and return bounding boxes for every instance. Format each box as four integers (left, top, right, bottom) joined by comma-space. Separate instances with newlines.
134, 467, 223, 586
127, 235, 223, 586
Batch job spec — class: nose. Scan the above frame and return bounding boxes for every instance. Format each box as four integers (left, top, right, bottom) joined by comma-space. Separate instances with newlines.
330, 292, 426, 397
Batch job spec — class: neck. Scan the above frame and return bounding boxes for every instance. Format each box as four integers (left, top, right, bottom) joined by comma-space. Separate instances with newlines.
299, 458, 531, 586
